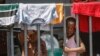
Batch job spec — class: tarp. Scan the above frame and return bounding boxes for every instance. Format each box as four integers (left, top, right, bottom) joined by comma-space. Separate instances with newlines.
51, 3, 64, 24
0, 3, 63, 31
72, 2, 100, 17
17, 3, 58, 25
17, 3, 63, 25
72, 2, 100, 32
16, 3, 63, 31
0, 4, 18, 26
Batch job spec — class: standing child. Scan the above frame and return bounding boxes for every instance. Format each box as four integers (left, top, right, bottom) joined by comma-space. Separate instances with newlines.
64, 16, 86, 56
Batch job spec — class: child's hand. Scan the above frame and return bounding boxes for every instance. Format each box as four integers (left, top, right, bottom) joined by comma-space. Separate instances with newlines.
64, 47, 70, 53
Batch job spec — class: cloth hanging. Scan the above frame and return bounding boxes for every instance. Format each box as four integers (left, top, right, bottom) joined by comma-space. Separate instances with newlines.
0, 4, 18, 26
17, 3, 58, 25
79, 15, 100, 32
72, 2, 100, 32
72, 2, 100, 17
51, 3, 64, 24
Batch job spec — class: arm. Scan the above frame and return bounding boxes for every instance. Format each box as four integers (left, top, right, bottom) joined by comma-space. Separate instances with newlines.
41, 39, 47, 56
64, 42, 86, 53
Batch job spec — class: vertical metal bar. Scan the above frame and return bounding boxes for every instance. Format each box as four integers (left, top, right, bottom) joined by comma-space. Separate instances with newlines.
24, 25, 28, 56
63, 4, 67, 56
75, 15, 80, 56
76, 15, 80, 47
63, 4, 67, 47
7, 31, 11, 56
10, 27, 14, 56
50, 24, 54, 56
89, 16, 93, 56
37, 24, 41, 56
9, 3, 14, 56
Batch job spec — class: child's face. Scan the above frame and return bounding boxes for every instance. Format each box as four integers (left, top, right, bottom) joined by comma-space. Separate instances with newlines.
67, 21, 75, 37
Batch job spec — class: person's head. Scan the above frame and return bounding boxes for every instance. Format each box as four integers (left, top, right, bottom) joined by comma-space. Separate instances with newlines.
28, 30, 38, 43
66, 16, 76, 38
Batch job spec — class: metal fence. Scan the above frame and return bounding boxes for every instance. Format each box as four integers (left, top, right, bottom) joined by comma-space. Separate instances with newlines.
0, 3, 100, 56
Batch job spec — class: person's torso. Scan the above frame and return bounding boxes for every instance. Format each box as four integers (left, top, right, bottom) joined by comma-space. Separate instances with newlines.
66, 35, 77, 56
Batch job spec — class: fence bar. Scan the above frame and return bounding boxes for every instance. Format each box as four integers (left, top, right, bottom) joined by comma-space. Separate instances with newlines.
63, 3, 67, 47
63, 3, 67, 56
24, 25, 28, 56
75, 15, 80, 47
10, 27, 14, 56
0, 29, 8, 31
75, 15, 80, 56
63, 3, 72, 6
0, 29, 21, 32
50, 24, 54, 56
37, 24, 41, 56
7, 31, 11, 56
89, 16, 93, 56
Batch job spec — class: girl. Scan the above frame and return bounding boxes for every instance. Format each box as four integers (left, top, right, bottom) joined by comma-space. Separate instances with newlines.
64, 16, 86, 56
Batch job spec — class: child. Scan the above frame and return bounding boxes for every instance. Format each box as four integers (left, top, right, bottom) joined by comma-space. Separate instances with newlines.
64, 16, 86, 56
